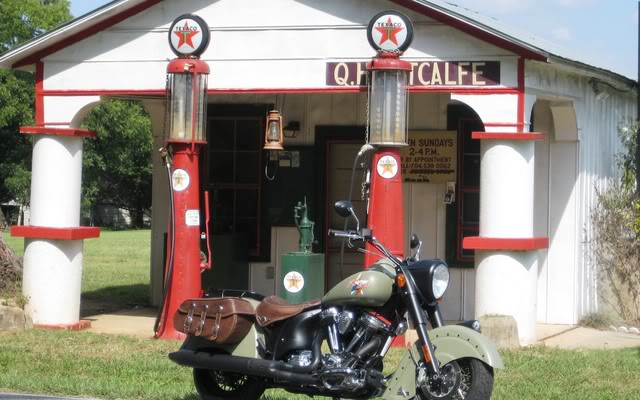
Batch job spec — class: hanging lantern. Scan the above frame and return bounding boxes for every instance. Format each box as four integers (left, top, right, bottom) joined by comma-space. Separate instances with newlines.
264, 110, 284, 151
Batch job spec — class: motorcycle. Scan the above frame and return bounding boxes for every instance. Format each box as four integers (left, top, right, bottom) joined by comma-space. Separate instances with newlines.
169, 200, 503, 399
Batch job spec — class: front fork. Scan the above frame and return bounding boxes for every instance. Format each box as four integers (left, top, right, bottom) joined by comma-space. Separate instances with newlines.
401, 284, 441, 378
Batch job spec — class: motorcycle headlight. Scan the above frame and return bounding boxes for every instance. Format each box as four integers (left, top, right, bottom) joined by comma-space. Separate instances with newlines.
431, 263, 450, 300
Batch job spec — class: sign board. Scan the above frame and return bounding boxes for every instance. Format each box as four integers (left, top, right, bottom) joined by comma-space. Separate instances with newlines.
401, 131, 457, 183
326, 61, 500, 87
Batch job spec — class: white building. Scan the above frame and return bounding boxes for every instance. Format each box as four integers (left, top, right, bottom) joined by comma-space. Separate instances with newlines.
1, 0, 636, 344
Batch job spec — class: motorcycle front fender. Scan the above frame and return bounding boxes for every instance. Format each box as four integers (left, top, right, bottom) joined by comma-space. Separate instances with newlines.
382, 325, 504, 400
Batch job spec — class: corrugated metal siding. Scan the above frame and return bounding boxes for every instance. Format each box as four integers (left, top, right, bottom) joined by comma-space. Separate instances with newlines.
527, 61, 636, 321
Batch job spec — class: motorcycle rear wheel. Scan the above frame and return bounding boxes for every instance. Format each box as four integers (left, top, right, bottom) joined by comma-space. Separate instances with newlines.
417, 358, 494, 400
193, 368, 265, 400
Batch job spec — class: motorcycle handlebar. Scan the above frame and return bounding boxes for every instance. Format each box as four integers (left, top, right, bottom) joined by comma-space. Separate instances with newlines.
327, 229, 363, 241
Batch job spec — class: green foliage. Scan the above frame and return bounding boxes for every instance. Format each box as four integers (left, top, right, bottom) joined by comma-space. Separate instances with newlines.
0, 0, 72, 204
617, 120, 639, 192
81, 100, 153, 227
592, 122, 640, 324
0, 0, 72, 53
0, 69, 34, 204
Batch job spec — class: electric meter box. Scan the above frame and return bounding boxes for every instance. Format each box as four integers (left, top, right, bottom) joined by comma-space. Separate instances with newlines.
278, 252, 325, 303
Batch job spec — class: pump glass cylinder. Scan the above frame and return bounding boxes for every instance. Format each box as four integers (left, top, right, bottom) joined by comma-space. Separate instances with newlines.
368, 69, 409, 146
168, 73, 208, 142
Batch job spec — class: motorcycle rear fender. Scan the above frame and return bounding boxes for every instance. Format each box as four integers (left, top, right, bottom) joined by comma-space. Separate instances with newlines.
179, 298, 264, 359
382, 325, 504, 400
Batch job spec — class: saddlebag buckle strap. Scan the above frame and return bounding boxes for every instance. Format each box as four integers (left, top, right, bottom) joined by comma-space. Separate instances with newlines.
194, 304, 209, 336
183, 302, 196, 333
210, 305, 224, 340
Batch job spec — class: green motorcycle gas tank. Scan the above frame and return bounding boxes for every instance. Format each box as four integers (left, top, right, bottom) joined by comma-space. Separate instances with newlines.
322, 260, 396, 307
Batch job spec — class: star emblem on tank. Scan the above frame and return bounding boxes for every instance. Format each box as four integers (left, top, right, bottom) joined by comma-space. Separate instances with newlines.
349, 274, 369, 296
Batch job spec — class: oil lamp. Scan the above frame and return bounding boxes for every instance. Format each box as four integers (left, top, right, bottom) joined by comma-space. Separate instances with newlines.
264, 110, 284, 151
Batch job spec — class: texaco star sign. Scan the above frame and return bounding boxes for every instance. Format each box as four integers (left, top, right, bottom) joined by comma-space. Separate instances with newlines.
168, 14, 211, 57
367, 10, 414, 54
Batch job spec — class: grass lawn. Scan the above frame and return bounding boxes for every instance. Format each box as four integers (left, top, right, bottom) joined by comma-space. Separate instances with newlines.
2, 229, 151, 315
1, 329, 640, 400
2, 230, 640, 399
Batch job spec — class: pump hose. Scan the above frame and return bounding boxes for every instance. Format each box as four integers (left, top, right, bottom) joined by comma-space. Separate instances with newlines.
154, 150, 177, 336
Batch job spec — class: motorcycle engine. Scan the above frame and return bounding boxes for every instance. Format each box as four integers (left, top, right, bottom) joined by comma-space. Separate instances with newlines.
318, 309, 391, 393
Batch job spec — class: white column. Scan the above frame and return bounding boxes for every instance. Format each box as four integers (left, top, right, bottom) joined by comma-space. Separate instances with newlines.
12, 127, 99, 328
474, 137, 539, 345
453, 93, 547, 346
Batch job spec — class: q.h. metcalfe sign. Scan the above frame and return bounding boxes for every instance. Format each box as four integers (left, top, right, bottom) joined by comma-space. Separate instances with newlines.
326, 61, 500, 87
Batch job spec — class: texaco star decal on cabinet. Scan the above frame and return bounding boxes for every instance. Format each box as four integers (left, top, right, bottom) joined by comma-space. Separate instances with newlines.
367, 10, 414, 54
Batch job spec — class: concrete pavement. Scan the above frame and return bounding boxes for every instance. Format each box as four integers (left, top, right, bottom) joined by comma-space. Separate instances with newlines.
83, 307, 640, 349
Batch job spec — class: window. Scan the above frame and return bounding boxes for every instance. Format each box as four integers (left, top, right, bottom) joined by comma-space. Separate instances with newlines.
208, 115, 263, 258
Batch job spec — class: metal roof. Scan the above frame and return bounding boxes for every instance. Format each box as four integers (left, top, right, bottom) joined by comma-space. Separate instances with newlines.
411, 0, 635, 85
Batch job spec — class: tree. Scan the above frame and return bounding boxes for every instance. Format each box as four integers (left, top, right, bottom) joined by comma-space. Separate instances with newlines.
0, 0, 72, 206
592, 121, 640, 324
81, 100, 153, 228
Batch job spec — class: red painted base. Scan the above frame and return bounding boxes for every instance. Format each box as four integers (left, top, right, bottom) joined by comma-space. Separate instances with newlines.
34, 320, 92, 331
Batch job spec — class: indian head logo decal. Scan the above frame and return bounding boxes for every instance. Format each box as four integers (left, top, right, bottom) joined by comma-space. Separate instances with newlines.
168, 14, 211, 57
349, 274, 370, 296
367, 11, 413, 54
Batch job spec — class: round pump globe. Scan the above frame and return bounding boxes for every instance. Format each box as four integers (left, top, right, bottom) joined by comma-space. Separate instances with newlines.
367, 56, 411, 146
166, 59, 210, 142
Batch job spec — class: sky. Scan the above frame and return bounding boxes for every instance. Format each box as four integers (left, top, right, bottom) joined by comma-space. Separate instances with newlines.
70, 0, 638, 79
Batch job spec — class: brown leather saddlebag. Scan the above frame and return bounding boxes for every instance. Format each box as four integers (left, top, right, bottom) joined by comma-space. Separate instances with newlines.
173, 298, 255, 344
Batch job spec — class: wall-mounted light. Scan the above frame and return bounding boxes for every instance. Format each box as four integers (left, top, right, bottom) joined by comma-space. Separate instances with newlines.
264, 110, 284, 150
283, 120, 301, 138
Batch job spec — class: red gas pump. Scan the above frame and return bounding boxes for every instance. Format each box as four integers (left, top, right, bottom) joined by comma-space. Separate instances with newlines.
155, 14, 212, 340
363, 11, 414, 267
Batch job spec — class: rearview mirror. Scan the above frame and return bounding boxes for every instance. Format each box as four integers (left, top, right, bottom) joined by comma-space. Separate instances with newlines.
334, 200, 354, 218
410, 234, 420, 249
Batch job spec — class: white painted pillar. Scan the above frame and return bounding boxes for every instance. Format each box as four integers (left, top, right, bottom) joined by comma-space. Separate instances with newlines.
11, 127, 100, 329
465, 133, 546, 345
452, 93, 548, 345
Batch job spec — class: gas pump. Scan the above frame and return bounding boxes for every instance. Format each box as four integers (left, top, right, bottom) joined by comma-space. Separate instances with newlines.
363, 11, 413, 267
154, 14, 212, 340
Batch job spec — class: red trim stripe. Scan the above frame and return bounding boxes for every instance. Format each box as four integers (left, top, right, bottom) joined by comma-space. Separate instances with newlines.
471, 132, 544, 140
11, 226, 101, 240
20, 126, 97, 138
40, 86, 520, 97
12, 0, 161, 68
463, 236, 549, 250
35, 62, 44, 125
391, 0, 547, 62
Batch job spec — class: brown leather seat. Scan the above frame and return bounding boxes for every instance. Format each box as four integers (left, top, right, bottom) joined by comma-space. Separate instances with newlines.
255, 295, 321, 327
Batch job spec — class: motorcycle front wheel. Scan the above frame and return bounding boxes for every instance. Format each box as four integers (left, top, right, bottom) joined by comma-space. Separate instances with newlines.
193, 368, 265, 400
417, 358, 494, 400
